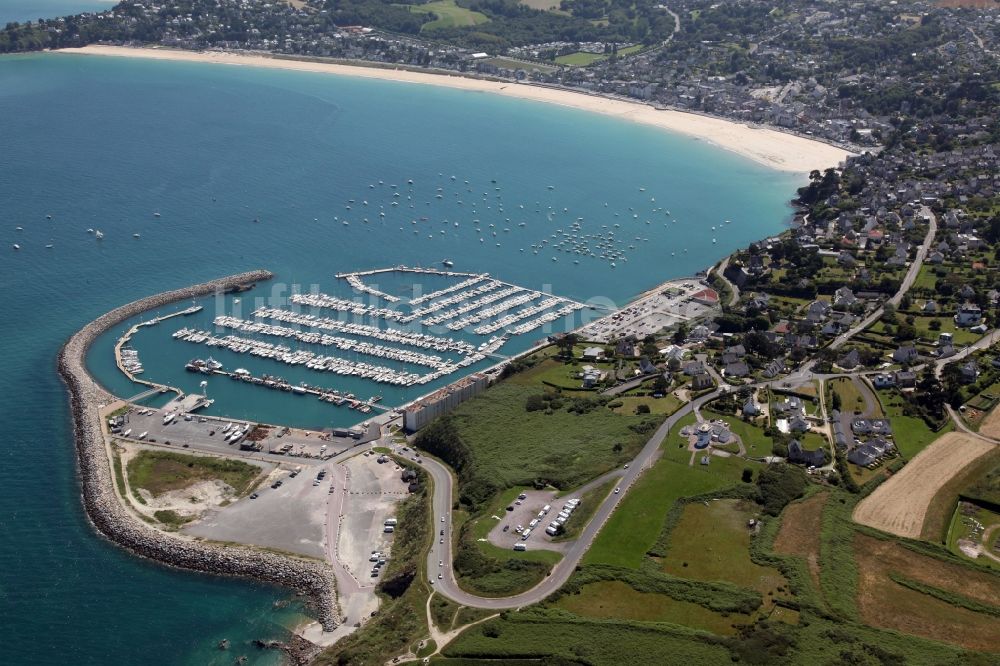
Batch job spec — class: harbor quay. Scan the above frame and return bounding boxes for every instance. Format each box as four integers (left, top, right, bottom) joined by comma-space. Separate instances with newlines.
58, 270, 340, 632
67, 264, 723, 646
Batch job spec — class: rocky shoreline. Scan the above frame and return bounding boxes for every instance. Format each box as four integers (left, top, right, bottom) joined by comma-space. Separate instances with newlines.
57, 270, 339, 632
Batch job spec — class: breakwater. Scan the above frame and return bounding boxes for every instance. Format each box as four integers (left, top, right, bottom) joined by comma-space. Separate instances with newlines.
57, 270, 339, 631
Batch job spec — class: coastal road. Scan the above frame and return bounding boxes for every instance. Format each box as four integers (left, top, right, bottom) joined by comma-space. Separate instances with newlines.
413, 389, 722, 609
830, 207, 936, 350
364, 206, 941, 611
713, 255, 740, 308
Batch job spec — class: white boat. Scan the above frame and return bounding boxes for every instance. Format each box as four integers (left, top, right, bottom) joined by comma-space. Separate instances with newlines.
12, 244, 20, 250
122, 429, 131, 437
95, 230, 104, 239
163, 412, 176, 425
137, 431, 148, 440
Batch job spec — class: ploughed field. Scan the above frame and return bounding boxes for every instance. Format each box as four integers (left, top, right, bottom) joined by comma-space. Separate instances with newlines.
853, 432, 995, 538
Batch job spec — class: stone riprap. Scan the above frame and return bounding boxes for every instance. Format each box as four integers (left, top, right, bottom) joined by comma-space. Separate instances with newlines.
57, 270, 338, 630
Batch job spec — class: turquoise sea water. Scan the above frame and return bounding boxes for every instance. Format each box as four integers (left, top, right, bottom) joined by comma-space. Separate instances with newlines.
0, 52, 802, 663
0, 0, 113, 24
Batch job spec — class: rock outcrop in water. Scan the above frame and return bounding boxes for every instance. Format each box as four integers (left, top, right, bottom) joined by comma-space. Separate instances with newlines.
57, 270, 338, 631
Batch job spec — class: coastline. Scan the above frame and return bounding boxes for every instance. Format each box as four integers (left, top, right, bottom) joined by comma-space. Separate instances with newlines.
52, 45, 854, 175
57, 269, 339, 634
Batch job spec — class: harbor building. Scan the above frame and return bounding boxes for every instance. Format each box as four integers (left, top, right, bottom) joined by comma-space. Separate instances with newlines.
404, 373, 489, 432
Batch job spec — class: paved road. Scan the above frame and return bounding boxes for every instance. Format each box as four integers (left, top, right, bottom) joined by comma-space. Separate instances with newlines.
398, 324, 998, 610
415, 389, 721, 608
395, 208, 956, 610
713, 255, 740, 308
602, 373, 656, 396
830, 207, 937, 350
933, 328, 1000, 378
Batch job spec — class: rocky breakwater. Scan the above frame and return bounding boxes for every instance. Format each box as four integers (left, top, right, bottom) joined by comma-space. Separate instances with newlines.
57, 270, 339, 631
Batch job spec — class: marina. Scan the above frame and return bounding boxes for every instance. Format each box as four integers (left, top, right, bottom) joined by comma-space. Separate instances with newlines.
115, 267, 589, 418
209, 316, 454, 369
288, 293, 407, 321
2, 50, 805, 666
171, 328, 430, 386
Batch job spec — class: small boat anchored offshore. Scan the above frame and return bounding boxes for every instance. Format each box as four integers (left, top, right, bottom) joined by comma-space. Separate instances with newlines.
442, 259, 454, 268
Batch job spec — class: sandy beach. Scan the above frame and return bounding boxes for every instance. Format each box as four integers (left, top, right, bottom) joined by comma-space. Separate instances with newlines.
55, 45, 852, 174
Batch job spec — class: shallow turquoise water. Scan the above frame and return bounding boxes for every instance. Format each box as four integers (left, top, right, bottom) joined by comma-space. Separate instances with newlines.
0, 52, 801, 663
0, 0, 113, 24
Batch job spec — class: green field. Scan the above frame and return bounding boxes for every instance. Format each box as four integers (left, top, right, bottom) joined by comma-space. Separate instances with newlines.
868, 314, 982, 346
406, 0, 489, 31
554, 580, 746, 635
582, 413, 750, 569
611, 394, 683, 416
555, 51, 607, 66
662, 500, 789, 607
877, 389, 951, 459
126, 450, 261, 497
554, 43, 644, 66
443, 358, 661, 493
520, 357, 602, 390
829, 377, 869, 414
443, 610, 732, 663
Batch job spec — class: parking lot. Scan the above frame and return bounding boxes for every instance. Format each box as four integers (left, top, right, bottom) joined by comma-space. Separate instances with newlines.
577, 279, 718, 341
486, 489, 573, 552
336, 452, 412, 584
113, 406, 372, 461
185, 462, 334, 558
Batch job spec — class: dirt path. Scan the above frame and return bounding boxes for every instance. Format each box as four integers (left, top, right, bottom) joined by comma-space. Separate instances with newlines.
420, 592, 499, 662
853, 432, 995, 538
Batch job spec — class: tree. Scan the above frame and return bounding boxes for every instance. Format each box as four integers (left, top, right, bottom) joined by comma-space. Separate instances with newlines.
881, 303, 898, 324
525, 394, 546, 412
741, 468, 754, 483
831, 391, 842, 411
673, 322, 688, 344
756, 465, 807, 516
556, 333, 579, 358
635, 403, 651, 414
